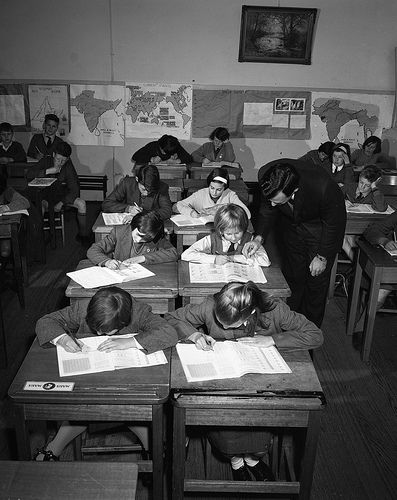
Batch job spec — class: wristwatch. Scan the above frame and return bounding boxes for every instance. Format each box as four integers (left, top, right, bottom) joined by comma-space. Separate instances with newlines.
316, 254, 327, 263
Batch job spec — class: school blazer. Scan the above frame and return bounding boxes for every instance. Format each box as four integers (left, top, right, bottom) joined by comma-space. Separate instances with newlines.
87, 224, 178, 266
36, 298, 178, 354
102, 176, 172, 220
165, 297, 323, 350
256, 159, 346, 259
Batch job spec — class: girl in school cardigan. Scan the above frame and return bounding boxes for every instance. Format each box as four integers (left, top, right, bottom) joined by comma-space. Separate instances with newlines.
191, 127, 239, 167
87, 211, 177, 268
165, 282, 323, 481
174, 167, 250, 219
181, 203, 270, 266
102, 164, 172, 221
34, 286, 178, 461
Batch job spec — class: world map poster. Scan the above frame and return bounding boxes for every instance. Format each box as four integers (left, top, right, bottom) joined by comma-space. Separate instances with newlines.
68, 84, 125, 146
310, 92, 394, 150
125, 82, 192, 139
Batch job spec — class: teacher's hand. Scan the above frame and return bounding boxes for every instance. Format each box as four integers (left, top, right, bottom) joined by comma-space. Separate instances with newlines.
309, 256, 327, 277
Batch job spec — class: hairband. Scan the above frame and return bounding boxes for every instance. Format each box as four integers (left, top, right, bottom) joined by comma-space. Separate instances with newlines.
213, 176, 227, 184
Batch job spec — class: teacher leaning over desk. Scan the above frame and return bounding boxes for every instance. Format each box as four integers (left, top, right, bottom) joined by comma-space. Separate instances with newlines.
247, 159, 346, 327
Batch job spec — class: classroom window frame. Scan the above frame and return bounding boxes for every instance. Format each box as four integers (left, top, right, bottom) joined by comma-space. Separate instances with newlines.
238, 6, 317, 65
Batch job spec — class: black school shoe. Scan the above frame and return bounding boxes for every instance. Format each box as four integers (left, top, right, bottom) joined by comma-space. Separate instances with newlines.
231, 464, 252, 481
33, 447, 59, 461
246, 460, 274, 481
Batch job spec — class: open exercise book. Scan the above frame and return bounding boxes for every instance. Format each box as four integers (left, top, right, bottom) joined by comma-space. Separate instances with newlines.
176, 342, 291, 382
189, 262, 267, 283
28, 177, 57, 187
171, 214, 214, 227
67, 264, 154, 289
345, 201, 394, 214
102, 212, 133, 226
57, 335, 167, 377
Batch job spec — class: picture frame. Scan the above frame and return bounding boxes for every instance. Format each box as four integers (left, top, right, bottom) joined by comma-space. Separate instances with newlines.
238, 6, 317, 65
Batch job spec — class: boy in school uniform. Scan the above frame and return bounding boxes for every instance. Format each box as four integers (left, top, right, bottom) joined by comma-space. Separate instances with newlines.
27, 113, 65, 161
131, 134, 192, 168
0, 122, 27, 177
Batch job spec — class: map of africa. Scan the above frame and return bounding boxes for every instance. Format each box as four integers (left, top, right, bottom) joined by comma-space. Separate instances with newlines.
310, 92, 394, 150
68, 84, 125, 147
125, 83, 192, 139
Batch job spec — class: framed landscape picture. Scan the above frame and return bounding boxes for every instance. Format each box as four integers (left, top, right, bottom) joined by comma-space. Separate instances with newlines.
238, 6, 317, 64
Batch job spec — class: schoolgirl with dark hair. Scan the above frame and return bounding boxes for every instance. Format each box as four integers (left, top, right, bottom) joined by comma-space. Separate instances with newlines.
102, 164, 172, 220
175, 167, 250, 218
192, 127, 239, 167
352, 135, 393, 171
34, 286, 178, 461
87, 210, 177, 268
181, 203, 269, 266
165, 281, 323, 481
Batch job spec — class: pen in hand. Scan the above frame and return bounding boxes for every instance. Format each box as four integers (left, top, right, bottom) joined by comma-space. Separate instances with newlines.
188, 204, 200, 215
64, 325, 82, 351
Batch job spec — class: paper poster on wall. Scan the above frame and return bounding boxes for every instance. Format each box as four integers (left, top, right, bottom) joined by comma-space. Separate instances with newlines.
243, 102, 273, 125
68, 84, 125, 146
28, 85, 70, 136
0, 83, 30, 130
310, 92, 394, 150
125, 82, 192, 139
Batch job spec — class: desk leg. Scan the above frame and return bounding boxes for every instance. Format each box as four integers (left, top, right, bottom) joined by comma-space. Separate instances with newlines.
176, 235, 183, 255
0, 295, 6, 368
152, 404, 164, 500
362, 267, 381, 363
172, 405, 186, 500
346, 251, 362, 336
299, 411, 321, 500
11, 223, 24, 308
13, 406, 31, 460
168, 298, 175, 312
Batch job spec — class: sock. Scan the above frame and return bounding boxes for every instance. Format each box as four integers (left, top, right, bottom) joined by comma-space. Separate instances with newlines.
244, 455, 259, 467
230, 455, 244, 470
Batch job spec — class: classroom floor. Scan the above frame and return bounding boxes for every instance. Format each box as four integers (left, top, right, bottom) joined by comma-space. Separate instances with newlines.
0, 206, 396, 499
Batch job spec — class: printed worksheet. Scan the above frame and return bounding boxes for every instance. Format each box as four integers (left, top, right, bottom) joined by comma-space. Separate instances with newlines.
102, 212, 133, 225
189, 262, 267, 283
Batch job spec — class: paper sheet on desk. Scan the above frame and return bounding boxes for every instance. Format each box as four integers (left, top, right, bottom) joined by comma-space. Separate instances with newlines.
189, 262, 267, 283
171, 214, 213, 227
102, 213, 133, 225
345, 201, 394, 214
0, 209, 29, 217
67, 264, 155, 289
57, 335, 167, 377
28, 177, 57, 187
176, 342, 291, 382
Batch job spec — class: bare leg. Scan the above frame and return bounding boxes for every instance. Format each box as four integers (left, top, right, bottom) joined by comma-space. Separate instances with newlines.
35, 420, 87, 460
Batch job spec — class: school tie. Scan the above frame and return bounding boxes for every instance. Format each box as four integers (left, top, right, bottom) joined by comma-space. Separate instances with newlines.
356, 193, 363, 201
227, 243, 236, 254
46, 137, 52, 150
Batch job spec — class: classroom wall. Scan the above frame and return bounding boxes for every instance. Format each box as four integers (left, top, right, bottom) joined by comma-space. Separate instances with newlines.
1, 0, 396, 188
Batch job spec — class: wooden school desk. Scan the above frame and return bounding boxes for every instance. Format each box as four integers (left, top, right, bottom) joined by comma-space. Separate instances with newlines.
346, 238, 397, 362
183, 178, 250, 205
92, 212, 173, 242
171, 349, 325, 499
66, 259, 178, 314
178, 261, 291, 305
8, 339, 170, 500
328, 210, 392, 298
0, 213, 28, 307
189, 164, 242, 180
165, 178, 184, 202
0, 461, 138, 500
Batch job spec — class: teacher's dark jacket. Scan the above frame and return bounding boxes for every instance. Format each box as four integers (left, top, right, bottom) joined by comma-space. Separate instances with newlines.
256, 159, 346, 260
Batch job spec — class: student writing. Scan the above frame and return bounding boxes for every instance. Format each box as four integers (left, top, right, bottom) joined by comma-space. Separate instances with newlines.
102, 164, 172, 221
131, 134, 192, 168
34, 286, 178, 461
174, 167, 250, 219
165, 281, 323, 481
87, 210, 177, 268
181, 203, 270, 266
191, 127, 239, 168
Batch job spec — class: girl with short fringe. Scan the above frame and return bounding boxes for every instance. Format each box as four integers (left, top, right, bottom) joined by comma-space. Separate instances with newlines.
165, 281, 323, 482
87, 210, 177, 268
181, 203, 270, 266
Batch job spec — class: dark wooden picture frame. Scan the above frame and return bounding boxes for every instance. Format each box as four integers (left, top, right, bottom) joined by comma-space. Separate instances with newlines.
238, 6, 317, 65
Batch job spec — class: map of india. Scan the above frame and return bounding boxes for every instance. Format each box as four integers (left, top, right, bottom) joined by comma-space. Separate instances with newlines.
309, 92, 393, 150
125, 83, 192, 139
71, 90, 122, 133
312, 98, 378, 142
68, 84, 125, 147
